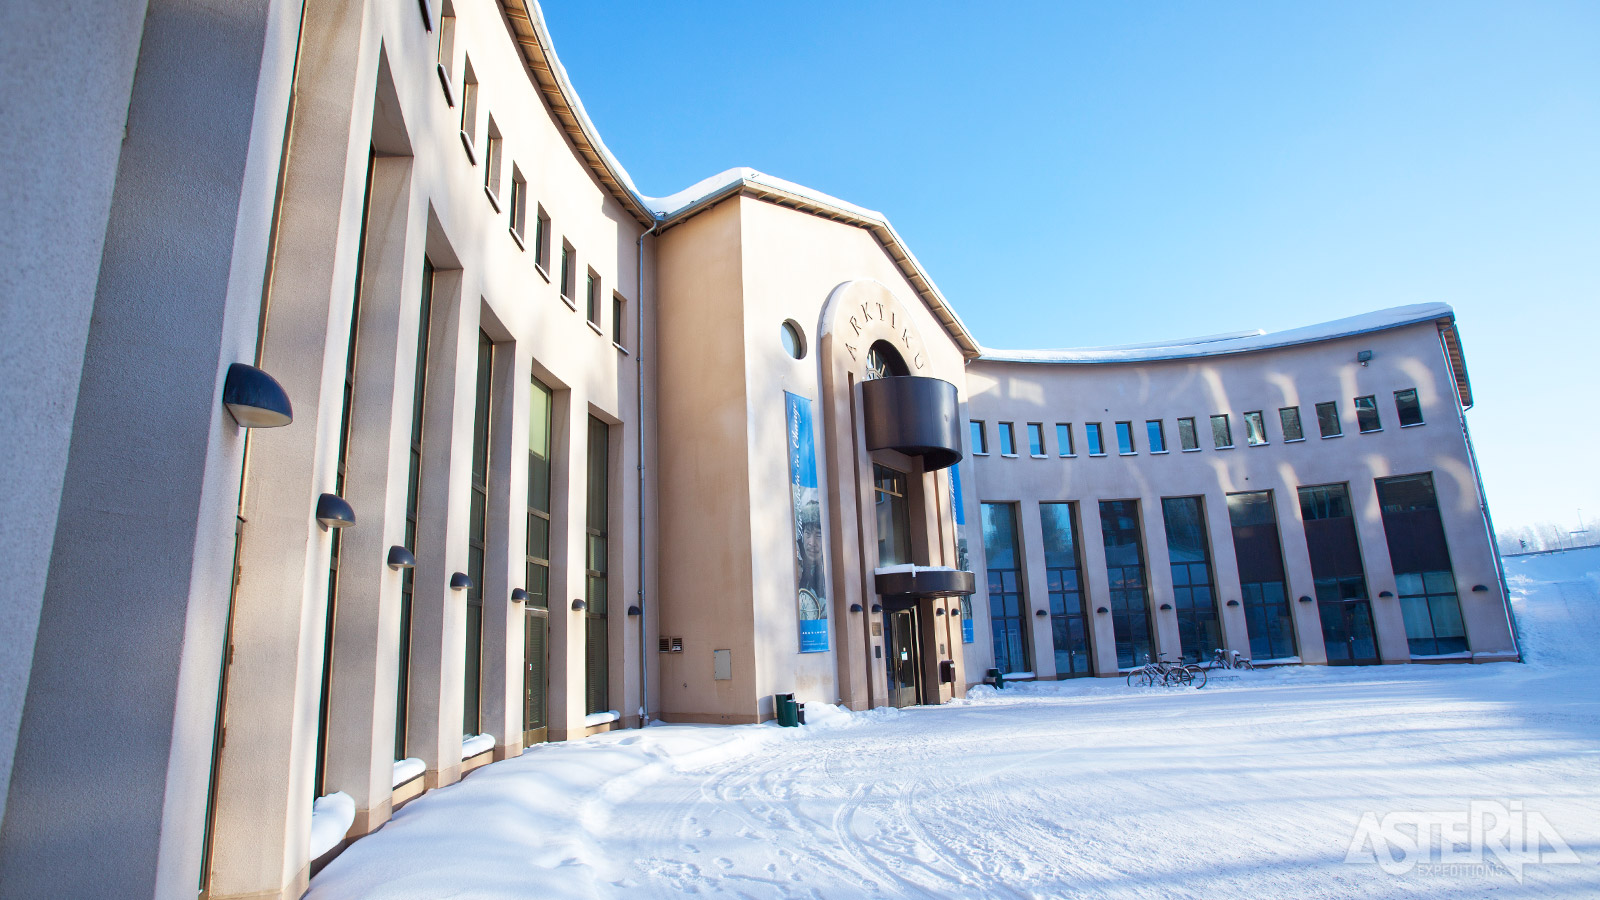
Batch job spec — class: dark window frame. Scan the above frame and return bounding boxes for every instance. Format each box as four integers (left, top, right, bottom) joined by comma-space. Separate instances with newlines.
1355, 395, 1382, 433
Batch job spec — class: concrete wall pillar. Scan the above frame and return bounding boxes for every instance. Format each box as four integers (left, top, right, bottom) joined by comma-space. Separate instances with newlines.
1140, 499, 1183, 663
1016, 500, 1056, 677
1274, 485, 1329, 664
550, 385, 590, 739
1350, 478, 1412, 663
481, 325, 527, 758
1079, 502, 1121, 676
1205, 488, 1253, 656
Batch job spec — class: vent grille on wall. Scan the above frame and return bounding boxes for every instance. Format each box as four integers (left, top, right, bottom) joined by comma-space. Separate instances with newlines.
657, 637, 683, 653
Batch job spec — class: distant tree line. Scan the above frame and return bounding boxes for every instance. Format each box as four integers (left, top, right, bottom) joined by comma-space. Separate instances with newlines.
1498, 522, 1598, 555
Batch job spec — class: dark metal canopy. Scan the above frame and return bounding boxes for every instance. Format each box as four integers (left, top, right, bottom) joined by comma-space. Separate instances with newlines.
874, 566, 976, 600
861, 375, 962, 471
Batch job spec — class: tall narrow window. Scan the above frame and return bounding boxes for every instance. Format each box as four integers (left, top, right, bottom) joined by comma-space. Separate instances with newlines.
584, 417, 610, 715
998, 422, 1016, 456
1041, 503, 1092, 676
464, 330, 493, 736
508, 165, 527, 239
1279, 406, 1304, 442
1115, 422, 1135, 455
1395, 388, 1424, 427
1243, 411, 1267, 445
1161, 497, 1221, 663
1085, 423, 1104, 456
1056, 423, 1074, 457
1146, 420, 1166, 453
317, 147, 375, 797
1210, 414, 1233, 449
459, 59, 478, 159
559, 242, 574, 301
1316, 401, 1342, 437
586, 271, 599, 324
1099, 500, 1152, 669
1355, 395, 1381, 432
1299, 483, 1376, 664
1027, 423, 1046, 456
1376, 473, 1465, 656
982, 503, 1030, 673
1227, 491, 1295, 660
524, 378, 553, 742
436, 6, 457, 102
1177, 417, 1199, 451
483, 118, 502, 200
611, 293, 625, 347
969, 420, 987, 455
874, 465, 912, 567
534, 206, 550, 271
396, 256, 436, 760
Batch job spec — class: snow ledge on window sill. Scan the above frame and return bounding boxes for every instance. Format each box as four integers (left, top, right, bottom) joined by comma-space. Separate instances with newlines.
584, 710, 621, 728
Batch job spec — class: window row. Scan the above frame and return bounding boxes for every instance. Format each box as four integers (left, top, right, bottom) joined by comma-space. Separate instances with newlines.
969, 389, 1423, 458
434, 8, 630, 350
978, 471, 1464, 676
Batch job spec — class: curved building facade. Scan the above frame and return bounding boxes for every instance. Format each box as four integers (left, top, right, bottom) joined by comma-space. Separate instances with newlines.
0, 2, 1514, 898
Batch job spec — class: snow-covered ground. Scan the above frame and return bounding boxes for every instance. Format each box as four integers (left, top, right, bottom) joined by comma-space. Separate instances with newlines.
309, 549, 1600, 899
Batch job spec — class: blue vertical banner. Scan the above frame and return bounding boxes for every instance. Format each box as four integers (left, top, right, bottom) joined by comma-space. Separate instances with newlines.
951, 464, 975, 644
785, 392, 830, 653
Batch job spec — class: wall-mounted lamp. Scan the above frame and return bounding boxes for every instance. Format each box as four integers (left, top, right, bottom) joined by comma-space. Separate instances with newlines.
1357, 349, 1373, 367
1297, 595, 1314, 603
1378, 591, 1394, 598
1471, 584, 1489, 592
1226, 599, 1240, 607
1033, 609, 1046, 617
315, 493, 355, 529
626, 605, 641, 616
870, 604, 883, 614
571, 598, 587, 612
222, 362, 293, 428
1096, 606, 1109, 614
850, 603, 863, 613
510, 588, 529, 603
386, 545, 416, 570
934, 608, 945, 616
950, 607, 961, 618
1159, 603, 1173, 610
449, 572, 472, 591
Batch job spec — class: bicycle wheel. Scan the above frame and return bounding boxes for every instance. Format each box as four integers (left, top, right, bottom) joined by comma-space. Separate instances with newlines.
1127, 669, 1144, 687
1169, 668, 1193, 687
1238, 658, 1255, 671
1185, 664, 1207, 689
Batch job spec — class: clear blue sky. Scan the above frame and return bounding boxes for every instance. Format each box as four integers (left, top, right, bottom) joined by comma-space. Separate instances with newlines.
544, 1, 1599, 536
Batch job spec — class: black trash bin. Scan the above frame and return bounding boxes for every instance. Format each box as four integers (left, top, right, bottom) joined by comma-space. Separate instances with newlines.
986, 668, 1005, 689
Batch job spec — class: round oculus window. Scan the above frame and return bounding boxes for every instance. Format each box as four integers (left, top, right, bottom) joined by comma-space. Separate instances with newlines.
780, 320, 806, 359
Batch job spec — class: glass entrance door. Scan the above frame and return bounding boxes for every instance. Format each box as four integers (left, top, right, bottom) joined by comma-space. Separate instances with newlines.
886, 608, 922, 708
1319, 599, 1378, 664
523, 608, 548, 744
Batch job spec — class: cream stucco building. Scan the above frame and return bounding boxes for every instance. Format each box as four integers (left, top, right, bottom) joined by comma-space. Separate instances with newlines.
0, 2, 1515, 898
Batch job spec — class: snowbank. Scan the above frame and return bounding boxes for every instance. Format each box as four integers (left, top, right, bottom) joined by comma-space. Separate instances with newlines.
460, 734, 494, 759
390, 758, 423, 788
309, 791, 354, 860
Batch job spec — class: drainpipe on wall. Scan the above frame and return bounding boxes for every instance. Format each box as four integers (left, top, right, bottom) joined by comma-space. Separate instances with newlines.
636, 215, 661, 723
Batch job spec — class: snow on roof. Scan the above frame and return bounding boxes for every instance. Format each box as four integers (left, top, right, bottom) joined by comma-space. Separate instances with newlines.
977, 303, 1457, 364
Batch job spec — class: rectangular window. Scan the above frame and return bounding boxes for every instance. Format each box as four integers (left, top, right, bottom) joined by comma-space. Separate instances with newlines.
1161, 496, 1221, 663
534, 206, 551, 271
970, 420, 987, 455
465, 330, 494, 735
436, 7, 457, 101
524, 377, 554, 737
1298, 483, 1374, 663
1244, 411, 1267, 446
874, 464, 912, 567
1027, 423, 1046, 456
1316, 401, 1342, 437
1355, 395, 1381, 432
586, 270, 600, 324
1085, 423, 1104, 456
982, 503, 1030, 673
585, 417, 610, 715
1040, 503, 1092, 676
1055, 423, 1074, 456
1177, 417, 1199, 451
1227, 491, 1295, 661
998, 422, 1016, 456
396, 256, 437, 759
1376, 473, 1465, 657
1210, 414, 1233, 449
611, 293, 625, 347
1115, 422, 1135, 455
1395, 388, 1423, 427
559, 242, 574, 301
1146, 420, 1166, 453
508, 166, 528, 240
459, 59, 478, 159
1099, 500, 1152, 669
483, 118, 502, 199
1279, 406, 1304, 442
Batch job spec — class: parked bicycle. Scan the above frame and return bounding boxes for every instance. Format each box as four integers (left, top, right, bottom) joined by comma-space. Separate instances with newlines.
1126, 653, 1207, 689
1209, 648, 1255, 670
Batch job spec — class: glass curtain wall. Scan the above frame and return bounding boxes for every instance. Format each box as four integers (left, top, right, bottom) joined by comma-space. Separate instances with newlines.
523, 378, 553, 742
1298, 484, 1377, 663
464, 330, 493, 736
396, 258, 435, 759
1160, 497, 1221, 663
585, 417, 610, 714
1040, 503, 1092, 676
1099, 500, 1153, 668
982, 502, 1029, 673
1376, 473, 1466, 656
1226, 491, 1296, 660
873, 464, 912, 567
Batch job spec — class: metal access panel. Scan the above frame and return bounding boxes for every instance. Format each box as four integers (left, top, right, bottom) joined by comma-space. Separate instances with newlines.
713, 649, 732, 681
